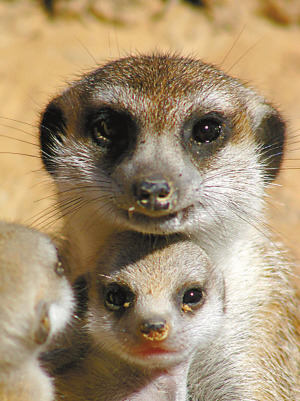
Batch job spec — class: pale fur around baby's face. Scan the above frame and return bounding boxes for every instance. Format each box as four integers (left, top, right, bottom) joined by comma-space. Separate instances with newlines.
88, 234, 225, 370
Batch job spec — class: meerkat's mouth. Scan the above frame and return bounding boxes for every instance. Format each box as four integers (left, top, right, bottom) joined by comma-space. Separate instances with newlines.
130, 345, 176, 359
121, 206, 192, 234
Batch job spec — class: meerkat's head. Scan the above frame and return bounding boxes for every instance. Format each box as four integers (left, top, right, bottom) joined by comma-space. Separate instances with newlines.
39, 53, 285, 250
0, 223, 74, 369
87, 233, 225, 369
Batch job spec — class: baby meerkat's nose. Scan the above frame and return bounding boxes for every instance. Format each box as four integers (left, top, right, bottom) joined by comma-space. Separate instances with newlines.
140, 319, 169, 342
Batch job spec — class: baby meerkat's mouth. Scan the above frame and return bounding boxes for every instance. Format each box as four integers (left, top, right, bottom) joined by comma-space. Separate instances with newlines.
130, 345, 176, 359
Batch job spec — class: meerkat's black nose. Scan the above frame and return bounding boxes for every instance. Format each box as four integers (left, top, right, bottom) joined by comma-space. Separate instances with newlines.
134, 177, 174, 212
140, 320, 166, 334
140, 318, 170, 342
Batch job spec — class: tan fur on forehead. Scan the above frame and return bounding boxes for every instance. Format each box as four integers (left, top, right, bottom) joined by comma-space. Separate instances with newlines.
100, 237, 212, 296
88, 53, 234, 94
84, 53, 247, 132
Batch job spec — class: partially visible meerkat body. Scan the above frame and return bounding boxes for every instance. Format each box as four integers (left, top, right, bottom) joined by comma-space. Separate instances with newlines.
0, 222, 74, 401
52, 233, 225, 401
38, 53, 300, 398
188, 239, 300, 400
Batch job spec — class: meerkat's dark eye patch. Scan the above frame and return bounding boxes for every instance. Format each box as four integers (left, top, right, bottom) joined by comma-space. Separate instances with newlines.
39, 102, 67, 174
255, 111, 285, 181
104, 284, 135, 312
192, 118, 222, 144
182, 288, 204, 306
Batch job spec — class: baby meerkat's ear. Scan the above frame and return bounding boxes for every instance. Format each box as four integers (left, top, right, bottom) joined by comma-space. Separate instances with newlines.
247, 92, 286, 182
39, 97, 67, 176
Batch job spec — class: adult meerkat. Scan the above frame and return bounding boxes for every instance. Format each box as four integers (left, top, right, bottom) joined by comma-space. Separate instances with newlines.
38, 53, 300, 398
0, 222, 74, 401
39, 53, 285, 278
51, 233, 225, 401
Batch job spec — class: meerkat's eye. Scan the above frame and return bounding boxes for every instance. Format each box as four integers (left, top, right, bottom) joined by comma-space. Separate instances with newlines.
90, 111, 130, 149
192, 118, 222, 144
182, 288, 204, 306
104, 285, 134, 312
92, 119, 114, 145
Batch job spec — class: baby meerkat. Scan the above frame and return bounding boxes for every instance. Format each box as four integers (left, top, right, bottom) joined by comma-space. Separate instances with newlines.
52, 233, 225, 401
48, 233, 300, 400
0, 222, 74, 401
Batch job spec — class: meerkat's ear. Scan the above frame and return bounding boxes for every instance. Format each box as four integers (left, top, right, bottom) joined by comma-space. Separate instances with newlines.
39, 99, 66, 175
33, 301, 51, 345
248, 97, 286, 182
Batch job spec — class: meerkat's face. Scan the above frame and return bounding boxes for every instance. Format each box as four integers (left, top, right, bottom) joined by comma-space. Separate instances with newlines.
40, 54, 285, 246
87, 235, 225, 369
0, 223, 74, 367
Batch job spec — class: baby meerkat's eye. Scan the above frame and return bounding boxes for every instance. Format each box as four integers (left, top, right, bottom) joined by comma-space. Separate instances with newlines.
192, 118, 222, 144
104, 285, 134, 312
182, 288, 204, 306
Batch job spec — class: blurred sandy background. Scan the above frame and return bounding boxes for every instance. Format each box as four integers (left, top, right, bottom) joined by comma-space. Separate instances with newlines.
0, 0, 299, 272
